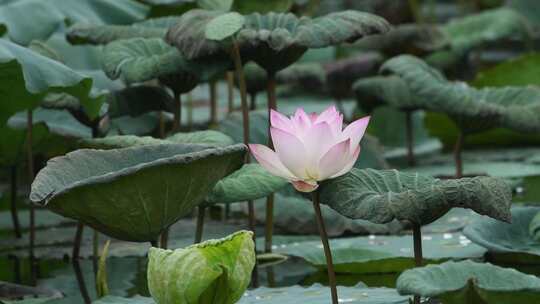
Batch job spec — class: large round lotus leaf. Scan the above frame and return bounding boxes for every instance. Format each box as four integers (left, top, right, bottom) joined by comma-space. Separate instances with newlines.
0, 39, 104, 125
0, 0, 148, 45
67, 16, 180, 45
473, 53, 540, 88
270, 230, 485, 274
396, 260, 540, 304
319, 168, 512, 225
354, 55, 540, 134
106, 85, 174, 118
80, 131, 234, 149
463, 206, 540, 260
29, 144, 246, 242
148, 230, 255, 304
206, 164, 288, 205
102, 37, 228, 89
166, 9, 390, 72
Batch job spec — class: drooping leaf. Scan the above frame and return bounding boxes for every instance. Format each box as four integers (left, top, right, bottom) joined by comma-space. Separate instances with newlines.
206, 164, 288, 205
0, 39, 104, 124
441, 7, 531, 54
8, 108, 92, 139
106, 85, 174, 118
319, 168, 512, 225
102, 37, 228, 91
355, 55, 540, 134
198, 0, 233, 11
0, 0, 149, 45
472, 52, 540, 88
463, 206, 540, 260
147, 230, 255, 304
29, 144, 246, 242
396, 260, 540, 304
167, 9, 391, 72
232, 0, 293, 14
238, 284, 409, 304
66, 17, 180, 45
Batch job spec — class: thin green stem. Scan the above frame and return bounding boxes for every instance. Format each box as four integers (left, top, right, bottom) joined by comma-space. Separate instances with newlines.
73, 258, 91, 304
265, 73, 277, 254
312, 190, 338, 304
27, 110, 37, 286
231, 39, 259, 288
226, 71, 235, 113
195, 206, 206, 244
209, 80, 218, 125
93, 230, 99, 278
405, 111, 416, 167
173, 91, 182, 132
413, 223, 423, 304
10, 166, 21, 238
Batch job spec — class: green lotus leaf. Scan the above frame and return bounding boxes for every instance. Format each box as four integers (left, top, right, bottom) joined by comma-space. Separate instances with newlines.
232, 0, 293, 14
147, 230, 255, 304
441, 7, 531, 54
8, 108, 92, 139
206, 164, 288, 205
352, 23, 448, 56
80, 130, 234, 149
238, 284, 408, 304
0, 0, 149, 45
108, 112, 168, 136
29, 144, 246, 242
66, 17, 180, 45
273, 231, 485, 274
319, 168, 512, 225
396, 260, 540, 304
464, 206, 540, 259
0, 39, 104, 125
198, 0, 233, 11
509, 0, 540, 28
205, 12, 245, 41
93, 296, 155, 304
355, 55, 540, 134
106, 85, 174, 118
102, 37, 228, 91
472, 52, 540, 88
166, 9, 390, 72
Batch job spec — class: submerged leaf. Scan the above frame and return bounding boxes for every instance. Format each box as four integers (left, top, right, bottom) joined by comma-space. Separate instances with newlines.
147, 230, 255, 304
30, 144, 246, 241
396, 260, 540, 304
319, 168, 512, 225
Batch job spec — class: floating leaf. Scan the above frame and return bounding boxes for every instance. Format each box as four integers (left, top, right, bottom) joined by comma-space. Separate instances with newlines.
396, 260, 540, 304
148, 230, 255, 304
464, 206, 540, 260
205, 12, 245, 41
319, 168, 512, 225
167, 9, 391, 72
30, 144, 246, 242
0, 39, 104, 124
206, 164, 288, 205
0, 0, 149, 45
66, 17, 180, 45
238, 284, 409, 304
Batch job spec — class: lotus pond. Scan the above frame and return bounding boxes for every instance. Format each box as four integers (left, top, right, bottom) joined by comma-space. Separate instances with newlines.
3, 0, 540, 303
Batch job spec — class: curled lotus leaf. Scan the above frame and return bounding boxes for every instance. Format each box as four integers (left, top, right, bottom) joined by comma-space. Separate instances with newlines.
166, 9, 391, 72
29, 144, 246, 242
396, 260, 540, 304
354, 55, 540, 134
66, 17, 181, 45
319, 168, 512, 226
148, 230, 255, 304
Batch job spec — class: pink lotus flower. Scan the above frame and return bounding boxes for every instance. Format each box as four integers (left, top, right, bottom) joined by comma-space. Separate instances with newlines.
249, 106, 370, 193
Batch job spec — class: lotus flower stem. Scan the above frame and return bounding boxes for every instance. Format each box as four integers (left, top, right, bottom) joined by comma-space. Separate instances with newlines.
159, 112, 166, 138
73, 223, 84, 259
195, 206, 206, 244
264, 72, 278, 254
412, 223, 423, 304
72, 258, 92, 304
160, 229, 169, 249
226, 71, 235, 113
173, 91, 182, 132
10, 165, 21, 238
312, 190, 338, 304
454, 132, 464, 178
26, 109, 37, 286
405, 111, 416, 167
209, 80, 218, 125
232, 38, 259, 287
